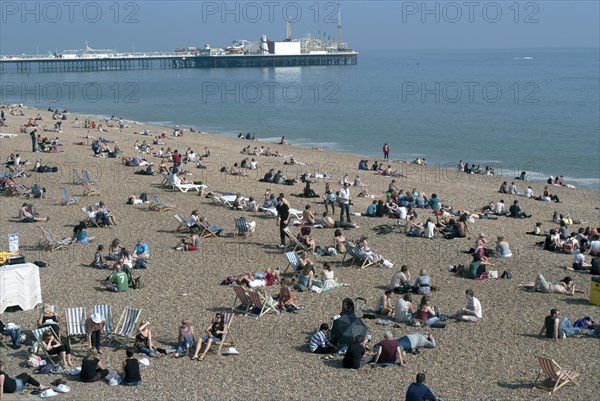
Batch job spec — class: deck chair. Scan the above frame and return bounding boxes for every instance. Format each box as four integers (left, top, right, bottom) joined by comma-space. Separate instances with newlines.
39, 227, 72, 252
247, 290, 276, 319
60, 187, 79, 205
231, 286, 253, 315
533, 356, 580, 394
4, 182, 32, 198
198, 221, 219, 238
82, 207, 101, 227
234, 217, 253, 238
174, 214, 195, 233
283, 251, 301, 275
32, 326, 60, 366
64, 306, 86, 344
341, 242, 354, 264
82, 181, 101, 196
114, 306, 142, 339
283, 227, 307, 253
350, 246, 377, 269
174, 183, 205, 193
72, 168, 85, 184
149, 194, 174, 211
91, 304, 112, 333
216, 313, 235, 354
82, 170, 97, 184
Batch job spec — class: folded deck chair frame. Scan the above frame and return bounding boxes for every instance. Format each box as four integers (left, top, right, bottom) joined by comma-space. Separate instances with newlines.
149, 194, 174, 211
533, 356, 579, 394
39, 227, 72, 252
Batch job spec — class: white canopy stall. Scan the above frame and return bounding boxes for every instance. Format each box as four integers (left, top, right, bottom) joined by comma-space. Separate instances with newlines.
0, 263, 42, 313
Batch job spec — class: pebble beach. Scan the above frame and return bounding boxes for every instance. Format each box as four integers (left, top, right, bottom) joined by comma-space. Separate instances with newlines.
0, 105, 599, 401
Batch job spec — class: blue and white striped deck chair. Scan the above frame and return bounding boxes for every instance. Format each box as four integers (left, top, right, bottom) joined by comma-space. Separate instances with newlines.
114, 306, 142, 339
32, 326, 60, 366
351, 247, 377, 269
60, 187, 79, 205
64, 306, 86, 342
72, 168, 85, 184
283, 251, 301, 275
82, 169, 97, 184
92, 304, 112, 333
234, 217, 253, 238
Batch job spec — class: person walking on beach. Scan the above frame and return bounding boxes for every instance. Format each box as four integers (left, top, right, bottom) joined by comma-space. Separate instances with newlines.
338, 183, 352, 224
276, 194, 291, 248
405, 373, 444, 401
383, 143, 390, 160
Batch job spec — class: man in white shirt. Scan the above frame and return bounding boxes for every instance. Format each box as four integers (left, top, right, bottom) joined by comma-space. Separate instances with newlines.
396, 206, 407, 220
338, 183, 352, 223
456, 289, 482, 322
508, 182, 518, 195
494, 200, 507, 215
524, 186, 533, 198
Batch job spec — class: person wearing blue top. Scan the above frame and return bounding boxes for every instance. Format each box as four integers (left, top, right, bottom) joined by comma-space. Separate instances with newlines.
365, 201, 377, 217
428, 194, 440, 211
405, 373, 443, 401
133, 239, 150, 259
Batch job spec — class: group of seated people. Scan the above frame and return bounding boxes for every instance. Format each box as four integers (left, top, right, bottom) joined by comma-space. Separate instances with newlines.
458, 160, 495, 176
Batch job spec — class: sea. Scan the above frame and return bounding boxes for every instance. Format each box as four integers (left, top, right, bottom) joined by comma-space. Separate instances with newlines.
1, 48, 598, 190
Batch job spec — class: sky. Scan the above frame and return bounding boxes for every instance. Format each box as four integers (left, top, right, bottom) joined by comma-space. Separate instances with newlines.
0, 1, 598, 54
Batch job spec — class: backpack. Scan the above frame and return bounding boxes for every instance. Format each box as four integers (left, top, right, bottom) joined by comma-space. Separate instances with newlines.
132, 276, 144, 289
31, 184, 43, 198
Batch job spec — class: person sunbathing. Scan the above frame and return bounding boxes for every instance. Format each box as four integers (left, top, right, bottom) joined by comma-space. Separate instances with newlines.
191, 313, 227, 361
303, 205, 317, 225
517, 274, 581, 295
322, 212, 357, 229
19, 203, 48, 222
334, 230, 347, 254
40, 329, 74, 367
297, 265, 314, 290
37, 304, 61, 336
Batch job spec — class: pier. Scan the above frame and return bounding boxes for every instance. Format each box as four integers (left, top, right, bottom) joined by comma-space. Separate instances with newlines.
0, 52, 357, 74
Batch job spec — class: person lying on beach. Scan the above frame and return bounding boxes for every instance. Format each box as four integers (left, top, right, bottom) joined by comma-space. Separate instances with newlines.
517, 274, 582, 295
321, 211, 356, 229
372, 331, 406, 366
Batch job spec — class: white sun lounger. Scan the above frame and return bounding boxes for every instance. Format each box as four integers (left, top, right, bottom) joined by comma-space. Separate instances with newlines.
174, 183, 206, 193
259, 206, 302, 219
219, 195, 247, 208
0, 133, 18, 139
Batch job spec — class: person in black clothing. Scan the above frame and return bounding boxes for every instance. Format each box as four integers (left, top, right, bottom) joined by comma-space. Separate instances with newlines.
509, 200, 530, 218
405, 373, 443, 401
591, 256, 600, 275
342, 335, 371, 369
80, 349, 109, 383
1, 360, 49, 396
121, 348, 142, 386
30, 129, 38, 152
276, 194, 291, 248
375, 200, 386, 217
539, 308, 560, 341
262, 169, 274, 182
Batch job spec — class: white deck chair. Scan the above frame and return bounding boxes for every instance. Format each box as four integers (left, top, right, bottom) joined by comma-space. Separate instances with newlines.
60, 187, 79, 205
91, 304, 112, 333
174, 214, 195, 232
64, 306, 86, 343
114, 306, 142, 339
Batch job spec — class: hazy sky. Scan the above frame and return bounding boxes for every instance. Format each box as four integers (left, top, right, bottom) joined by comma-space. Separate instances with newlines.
1, 1, 598, 54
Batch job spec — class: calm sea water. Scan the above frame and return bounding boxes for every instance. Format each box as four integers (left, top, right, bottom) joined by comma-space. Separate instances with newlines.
1, 48, 598, 190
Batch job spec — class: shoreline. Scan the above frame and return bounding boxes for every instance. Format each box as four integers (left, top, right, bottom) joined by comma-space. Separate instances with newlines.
5, 103, 599, 192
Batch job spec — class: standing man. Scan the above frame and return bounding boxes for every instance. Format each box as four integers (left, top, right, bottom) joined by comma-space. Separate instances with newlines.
338, 183, 352, 223
405, 373, 444, 401
30, 129, 38, 152
383, 143, 390, 160
276, 193, 290, 248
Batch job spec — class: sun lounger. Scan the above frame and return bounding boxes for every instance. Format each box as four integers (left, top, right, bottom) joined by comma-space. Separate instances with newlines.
82, 207, 101, 227
0, 133, 18, 139
260, 206, 302, 219
174, 183, 205, 193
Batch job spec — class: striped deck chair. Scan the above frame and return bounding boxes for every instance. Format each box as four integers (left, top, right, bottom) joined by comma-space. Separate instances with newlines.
72, 168, 85, 184
64, 307, 86, 343
234, 217, 253, 238
40, 227, 72, 252
198, 221, 219, 239
82, 207, 101, 227
231, 286, 253, 315
82, 170, 97, 184
283, 251, 301, 275
60, 187, 79, 205
91, 304, 112, 333
351, 247, 377, 269
114, 306, 142, 339
283, 227, 307, 254
149, 194, 174, 211
533, 356, 580, 394
216, 313, 235, 354
32, 326, 60, 366
174, 214, 194, 233
82, 181, 101, 197
247, 290, 276, 319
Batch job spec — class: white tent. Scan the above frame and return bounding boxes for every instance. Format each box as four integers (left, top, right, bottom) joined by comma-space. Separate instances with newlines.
0, 263, 42, 313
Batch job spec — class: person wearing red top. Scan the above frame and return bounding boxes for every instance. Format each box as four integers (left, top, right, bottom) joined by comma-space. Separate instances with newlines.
373, 331, 406, 366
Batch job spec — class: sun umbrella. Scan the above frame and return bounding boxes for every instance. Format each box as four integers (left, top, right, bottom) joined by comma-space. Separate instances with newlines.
330, 315, 368, 346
